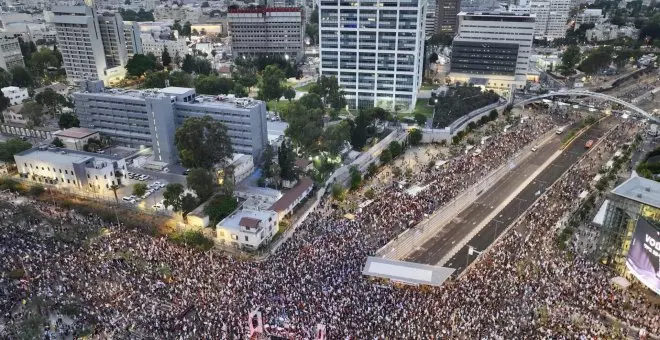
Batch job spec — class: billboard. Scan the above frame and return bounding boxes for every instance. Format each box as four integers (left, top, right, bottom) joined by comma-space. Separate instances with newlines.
626, 217, 660, 295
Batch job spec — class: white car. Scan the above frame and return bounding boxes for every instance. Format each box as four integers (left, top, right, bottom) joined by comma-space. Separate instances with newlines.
152, 203, 164, 210
531, 146, 538, 152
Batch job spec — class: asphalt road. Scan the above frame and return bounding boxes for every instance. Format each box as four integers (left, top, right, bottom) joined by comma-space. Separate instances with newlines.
405, 118, 618, 273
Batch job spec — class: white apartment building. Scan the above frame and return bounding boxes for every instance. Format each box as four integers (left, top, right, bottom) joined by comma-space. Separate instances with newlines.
153, 5, 201, 24
0, 32, 24, 70
534, 0, 570, 40
139, 34, 188, 58
1, 86, 28, 105
123, 21, 143, 57
52, 5, 107, 83
319, 0, 426, 111
2, 104, 27, 125
228, 7, 305, 62
586, 24, 639, 42
15, 146, 128, 193
576, 8, 604, 27
450, 12, 536, 95
98, 12, 128, 68
216, 209, 279, 249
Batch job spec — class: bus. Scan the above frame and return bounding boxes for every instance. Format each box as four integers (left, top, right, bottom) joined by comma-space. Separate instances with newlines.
585, 139, 595, 149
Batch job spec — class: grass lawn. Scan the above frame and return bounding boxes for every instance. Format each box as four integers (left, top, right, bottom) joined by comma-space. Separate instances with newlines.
267, 100, 292, 113
413, 98, 434, 118
420, 83, 437, 91
295, 82, 314, 92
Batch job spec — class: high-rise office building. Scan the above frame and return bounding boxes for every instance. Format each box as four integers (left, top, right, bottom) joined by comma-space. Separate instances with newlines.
228, 7, 305, 62
450, 12, 535, 95
52, 5, 107, 82
123, 21, 144, 58
426, 0, 437, 37
319, 0, 426, 111
74, 80, 268, 165
97, 12, 128, 68
436, 0, 460, 34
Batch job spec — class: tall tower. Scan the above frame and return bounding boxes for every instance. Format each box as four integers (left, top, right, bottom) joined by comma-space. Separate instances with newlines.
97, 12, 128, 68
436, 0, 460, 34
52, 5, 107, 83
318, 0, 426, 111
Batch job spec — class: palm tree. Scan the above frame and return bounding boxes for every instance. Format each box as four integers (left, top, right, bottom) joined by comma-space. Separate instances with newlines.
110, 184, 119, 204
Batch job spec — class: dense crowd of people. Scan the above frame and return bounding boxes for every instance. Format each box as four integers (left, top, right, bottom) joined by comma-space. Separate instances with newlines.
1, 113, 659, 339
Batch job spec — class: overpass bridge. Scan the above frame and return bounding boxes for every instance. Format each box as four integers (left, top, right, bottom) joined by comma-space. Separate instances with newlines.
515, 89, 660, 124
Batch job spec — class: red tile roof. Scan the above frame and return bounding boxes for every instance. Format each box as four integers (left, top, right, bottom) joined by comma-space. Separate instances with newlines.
239, 217, 261, 228
269, 177, 314, 213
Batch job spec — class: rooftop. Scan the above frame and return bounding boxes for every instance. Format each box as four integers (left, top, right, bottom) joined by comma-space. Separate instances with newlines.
54, 127, 98, 139
228, 7, 301, 14
159, 87, 194, 95
15, 146, 123, 165
219, 209, 276, 232
269, 177, 314, 212
362, 257, 455, 287
611, 176, 660, 209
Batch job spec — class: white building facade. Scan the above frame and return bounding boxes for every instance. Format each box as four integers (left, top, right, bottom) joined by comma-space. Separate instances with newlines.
319, 0, 426, 111
450, 12, 535, 95
52, 5, 107, 83
153, 5, 201, 24
140, 34, 188, 59
1, 86, 28, 105
15, 146, 128, 193
0, 32, 25, 71
216, 209, 279, 249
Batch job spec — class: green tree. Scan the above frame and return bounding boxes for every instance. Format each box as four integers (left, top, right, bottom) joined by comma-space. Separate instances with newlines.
0, 68, 12, 88
366, 162, 378, 178
321, 120, 350, 155
133, 182, 148, 197
414, 113, 427, 126
261, 144, 275, 178
161, 46, 171, 66
379, 149, 392, 164
10, 66, 33, 88
298, 93, 324, 111
181, 193, 198, 219
0, 138, 32, 162
194, 75, 234, 95
278, 139, 297, 181
0, 92, 10, 114
203, 194, 238, 223
309, 76, 345, 110
163, 183, 184, 212
259, 65, 286, 102
51, 137, 64, 148
182, 21, 192, 36
389, 141, 402, 158
351, 109, 372, 150
427, 33, 453, 47
58, 112, 80, 129
125, 54, 157, 76
409, 129, 422, 145
331, 183, 346, 201
578, 47, 613, 75
283, 86, 296, 102
175, 116, 233, 169
168, 70, 194, 87
35, 88, 64, 114
142, 71, 168, 88
560, 45, 581, 75
233, 84, 248, 97
283, 102, 324, 153
186, 168, 215, 201
27, 48, 60, 77
20, 101, 44, 127
349, 166, 362, 191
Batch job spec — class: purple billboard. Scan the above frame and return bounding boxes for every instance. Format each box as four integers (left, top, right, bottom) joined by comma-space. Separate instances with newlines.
626, 217, 660, 295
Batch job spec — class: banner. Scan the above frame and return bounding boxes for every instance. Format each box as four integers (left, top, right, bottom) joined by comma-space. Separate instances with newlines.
625, 217, 660, 295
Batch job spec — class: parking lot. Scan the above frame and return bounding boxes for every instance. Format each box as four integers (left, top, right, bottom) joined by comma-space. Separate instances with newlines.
121, 171, 173, 213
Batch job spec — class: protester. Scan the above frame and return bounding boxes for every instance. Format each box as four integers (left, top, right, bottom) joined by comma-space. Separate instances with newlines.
1, 114, 657, 338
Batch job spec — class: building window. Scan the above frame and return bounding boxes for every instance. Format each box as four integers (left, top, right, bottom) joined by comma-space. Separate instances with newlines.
65, 170, 68, 175
219, 230, 225, 237
231, 234, 238, 240
87, 174, 90, 178
59, 169, 62, 173
244, 236, 249, 242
